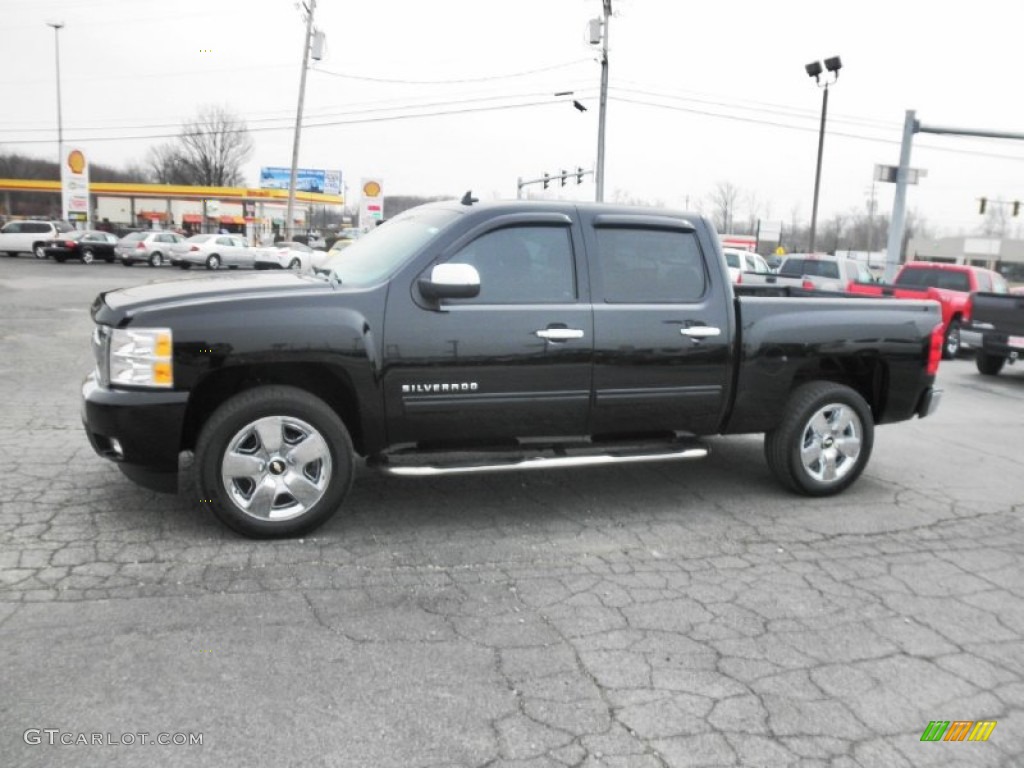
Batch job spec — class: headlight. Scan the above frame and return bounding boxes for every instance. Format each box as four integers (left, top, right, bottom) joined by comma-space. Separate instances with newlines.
92, 325, 111, 386
109, 327, 173, 388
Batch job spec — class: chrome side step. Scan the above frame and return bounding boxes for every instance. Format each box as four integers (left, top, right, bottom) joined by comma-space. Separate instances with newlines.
375, 444, 708, 477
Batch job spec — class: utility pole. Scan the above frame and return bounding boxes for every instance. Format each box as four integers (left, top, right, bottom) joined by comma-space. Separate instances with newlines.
594, 0, 611, 202
286, 0, 316, 240
46, 22, 64, 170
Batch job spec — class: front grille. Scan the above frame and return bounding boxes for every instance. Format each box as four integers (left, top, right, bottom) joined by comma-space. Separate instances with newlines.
91, 325, 111, 386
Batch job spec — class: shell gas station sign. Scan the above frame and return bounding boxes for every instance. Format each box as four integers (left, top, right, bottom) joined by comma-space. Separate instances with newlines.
360, 178, 383, 226
61, 147, 90, 224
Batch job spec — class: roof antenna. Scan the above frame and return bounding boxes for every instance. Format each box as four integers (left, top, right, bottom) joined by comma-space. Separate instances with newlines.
460, 190, 478, 206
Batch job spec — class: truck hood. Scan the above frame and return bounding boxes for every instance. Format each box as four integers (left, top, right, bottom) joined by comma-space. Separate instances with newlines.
93, 272, 334, 323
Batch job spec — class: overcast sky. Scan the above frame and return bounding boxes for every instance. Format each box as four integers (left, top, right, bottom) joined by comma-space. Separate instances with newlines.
3, 0, 1023, 237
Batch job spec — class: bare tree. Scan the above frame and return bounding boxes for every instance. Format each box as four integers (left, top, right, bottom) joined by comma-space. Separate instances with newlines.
148, 105, 254, 187
708, 182, 740, 233
146, 143, 192, 185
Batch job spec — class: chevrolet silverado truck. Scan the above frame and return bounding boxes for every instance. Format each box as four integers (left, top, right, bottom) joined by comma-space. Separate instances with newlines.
82, 199, 944, 538
849, 262, 1008, 359
970, 290, 1024, 376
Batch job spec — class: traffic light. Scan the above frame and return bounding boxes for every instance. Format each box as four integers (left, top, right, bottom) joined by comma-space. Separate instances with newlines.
560, 169, 567, 187
543, 173, 550, 190
979, 197, 987, 214
576, 167, 584, 184
1014, 201, 1021, 217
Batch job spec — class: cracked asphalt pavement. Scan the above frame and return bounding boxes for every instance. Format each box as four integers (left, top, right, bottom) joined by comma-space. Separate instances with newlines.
2, 258, 1023, 767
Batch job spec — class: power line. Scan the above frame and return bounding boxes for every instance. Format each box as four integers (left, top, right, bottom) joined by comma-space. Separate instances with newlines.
311, 57, 592, 85
610, 96, 1024, 163
0, 89, 592, 138
0, 99, 565, 146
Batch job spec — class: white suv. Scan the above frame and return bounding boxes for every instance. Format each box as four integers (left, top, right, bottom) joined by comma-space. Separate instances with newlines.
0, 220, 75, 258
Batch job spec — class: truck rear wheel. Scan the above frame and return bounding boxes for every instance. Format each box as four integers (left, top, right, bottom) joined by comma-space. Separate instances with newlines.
764, 381, 874, 496
942, 319, 961, 360
975, 351, 1006, 376
194, 385, 355, 538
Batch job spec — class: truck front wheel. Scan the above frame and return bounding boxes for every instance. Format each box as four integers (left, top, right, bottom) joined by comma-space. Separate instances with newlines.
194, 385, 355, 538
764, 381, 874, 496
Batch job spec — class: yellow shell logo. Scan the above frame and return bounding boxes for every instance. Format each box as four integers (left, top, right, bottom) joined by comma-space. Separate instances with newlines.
362, 180, 381, 198
67, 149, 86, 175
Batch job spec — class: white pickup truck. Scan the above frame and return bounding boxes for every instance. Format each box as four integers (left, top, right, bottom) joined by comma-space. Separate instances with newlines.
738, 253, 875, 292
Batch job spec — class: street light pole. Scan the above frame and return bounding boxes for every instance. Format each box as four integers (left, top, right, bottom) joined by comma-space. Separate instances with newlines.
805, 56, 841, 253
286, 0, 316, 241
594, 0, 611, 202
46, 21, 65, 170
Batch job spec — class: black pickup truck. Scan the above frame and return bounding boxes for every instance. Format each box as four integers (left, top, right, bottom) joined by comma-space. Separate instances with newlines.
971, 290, 1024, 375
82, 199, 944, 537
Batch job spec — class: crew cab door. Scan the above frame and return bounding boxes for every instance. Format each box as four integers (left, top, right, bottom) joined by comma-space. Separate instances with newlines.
382, 214, 592, 446
584, 215, 732, 436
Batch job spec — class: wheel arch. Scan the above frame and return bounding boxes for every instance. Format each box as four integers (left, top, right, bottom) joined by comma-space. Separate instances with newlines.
181, 363, 367, 456
788, 354, 888, 423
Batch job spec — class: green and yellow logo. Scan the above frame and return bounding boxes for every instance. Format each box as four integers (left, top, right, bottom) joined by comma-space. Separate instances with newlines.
920, 720, 997, 742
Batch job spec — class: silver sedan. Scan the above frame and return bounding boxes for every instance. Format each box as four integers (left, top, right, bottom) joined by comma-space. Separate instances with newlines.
171, 234, 254, 270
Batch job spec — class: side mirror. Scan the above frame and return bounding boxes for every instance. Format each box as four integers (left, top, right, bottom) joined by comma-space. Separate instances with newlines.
418, 263, 481, 301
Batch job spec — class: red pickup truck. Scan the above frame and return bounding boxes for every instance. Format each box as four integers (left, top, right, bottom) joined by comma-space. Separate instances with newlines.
848, 262, 1008, 358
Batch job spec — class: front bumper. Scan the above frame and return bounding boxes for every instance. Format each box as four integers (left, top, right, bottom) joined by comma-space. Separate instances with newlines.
81, 374, 190, 472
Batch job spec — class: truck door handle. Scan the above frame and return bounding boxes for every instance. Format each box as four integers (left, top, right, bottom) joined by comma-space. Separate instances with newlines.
680, 326, 721, 338
535, 328, 585, 341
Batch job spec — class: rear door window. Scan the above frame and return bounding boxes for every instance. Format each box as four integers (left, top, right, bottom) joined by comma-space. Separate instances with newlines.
595, 227, 706, 303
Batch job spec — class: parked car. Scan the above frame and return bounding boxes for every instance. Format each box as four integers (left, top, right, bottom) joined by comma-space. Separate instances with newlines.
253, 241, 319, 271
115, 230, 185, 267
42, 230, 119, 263
849, 262, 1008, 358
722, 247, 772, 284
0, 219, 75, 258
169, 233, 254, 270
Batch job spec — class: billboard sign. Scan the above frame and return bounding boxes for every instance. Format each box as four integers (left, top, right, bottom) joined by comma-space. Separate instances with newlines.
259, 166, 342, 195
61, 147, 90, 224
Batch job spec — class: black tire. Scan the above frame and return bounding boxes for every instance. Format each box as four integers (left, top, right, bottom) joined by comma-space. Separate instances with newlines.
194, 385, 355, 538
33, 243, 47, 259
81, 249, 95, 265
122, 259, 133, 267
149, 252, 164, 267
179, 262, 192, 270
288, 258, 301, 270
764, 381, 874, 496
206, 254, 221, 270
942, 319, 961, 360
975, 351, 1006, 376
5, 252, 18, 257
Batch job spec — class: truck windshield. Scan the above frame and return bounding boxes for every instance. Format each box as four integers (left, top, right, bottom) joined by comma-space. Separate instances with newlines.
324, 208, 461, 286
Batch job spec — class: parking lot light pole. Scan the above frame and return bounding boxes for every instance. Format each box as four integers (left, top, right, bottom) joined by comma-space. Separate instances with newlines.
805, 55, 841, 253
46, 21, 65, 170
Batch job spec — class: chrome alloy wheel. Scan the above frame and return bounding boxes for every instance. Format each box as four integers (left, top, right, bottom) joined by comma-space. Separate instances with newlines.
799, 402, 862, 484
220, 416, 332, 521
